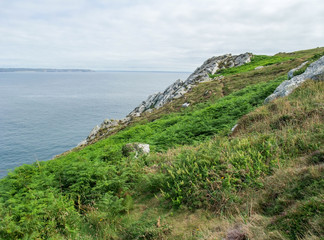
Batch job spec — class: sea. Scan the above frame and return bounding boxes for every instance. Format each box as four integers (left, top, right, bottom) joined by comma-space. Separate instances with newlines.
0, 71, 189, 178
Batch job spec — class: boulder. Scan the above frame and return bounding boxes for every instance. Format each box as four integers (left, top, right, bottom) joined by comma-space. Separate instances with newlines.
254, 66, 264, 70
264, 56, 324, 103
182, 102, 190, 108
122, 143, 150, 157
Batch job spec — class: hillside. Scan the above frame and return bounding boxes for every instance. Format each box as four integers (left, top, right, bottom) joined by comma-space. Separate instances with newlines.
0, 47, 323, 240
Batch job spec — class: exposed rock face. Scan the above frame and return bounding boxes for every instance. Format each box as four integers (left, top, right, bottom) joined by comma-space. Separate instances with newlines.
264, 56, 324, 103
87, 125, 100, 141
128, 52, 252, 117
77, 119, 121, 146
287, 61, 308, 79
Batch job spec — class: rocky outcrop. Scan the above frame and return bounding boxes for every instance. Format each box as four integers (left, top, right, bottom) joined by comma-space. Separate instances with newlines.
78, 52, 253, 147
122, 143, 150, 157
287, 61, 308, 79
264, 56, 324, 103
128, 52, 252, 117
77, 118, 122, 147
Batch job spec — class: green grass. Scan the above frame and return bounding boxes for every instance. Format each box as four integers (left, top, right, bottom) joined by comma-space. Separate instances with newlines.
209, 55, 292, 77
292, 51, 324, 77
0, 48, 323, 239
0, 76, 284, 239
261, 166, 324, 239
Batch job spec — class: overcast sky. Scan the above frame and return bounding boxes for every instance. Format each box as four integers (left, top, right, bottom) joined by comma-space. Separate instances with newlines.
0, 0, 323, 71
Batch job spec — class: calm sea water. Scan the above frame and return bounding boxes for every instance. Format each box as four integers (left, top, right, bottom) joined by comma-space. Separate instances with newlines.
0, 71, 189, 178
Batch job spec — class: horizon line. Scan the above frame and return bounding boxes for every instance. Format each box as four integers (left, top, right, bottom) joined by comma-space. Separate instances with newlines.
0, 67, 192, 73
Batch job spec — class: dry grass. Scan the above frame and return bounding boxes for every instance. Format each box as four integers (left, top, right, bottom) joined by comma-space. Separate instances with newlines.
233, 80, 324, 137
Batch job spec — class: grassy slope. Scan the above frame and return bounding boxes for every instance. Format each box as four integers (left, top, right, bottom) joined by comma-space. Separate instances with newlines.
0, 47, 323, 240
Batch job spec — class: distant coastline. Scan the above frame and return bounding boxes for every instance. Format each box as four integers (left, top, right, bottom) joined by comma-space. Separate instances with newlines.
0, 68, 94, 72
95, 70, 191, 73
0, 68, 192, 73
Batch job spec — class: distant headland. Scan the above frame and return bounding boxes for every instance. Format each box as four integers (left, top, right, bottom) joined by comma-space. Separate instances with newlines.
0, 68, 94, 72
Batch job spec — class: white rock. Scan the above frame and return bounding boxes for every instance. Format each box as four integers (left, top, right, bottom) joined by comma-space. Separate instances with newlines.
287, 61, 308, 79
255, 66, 264, 70
264, 56, 324, 103
120, 117, 131, 123
77, 139, 87, 147
182, 102, 190, 108
137, 143, 150, 154
127, 53, 253, 117
231, 124, 238, 132
122, 143, 150, 158
88, 125, 100, 140
100, 119, 119, 129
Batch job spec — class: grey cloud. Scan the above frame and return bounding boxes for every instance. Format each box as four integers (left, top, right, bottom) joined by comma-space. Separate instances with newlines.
0, 0, 323, 70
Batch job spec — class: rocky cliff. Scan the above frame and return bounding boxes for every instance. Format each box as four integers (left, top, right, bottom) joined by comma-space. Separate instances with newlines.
79, 53, 324, 147
78, 52, 253, 146
128, 52, 252, 117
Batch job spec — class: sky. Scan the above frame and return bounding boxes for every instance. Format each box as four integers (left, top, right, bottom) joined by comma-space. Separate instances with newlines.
0, 0, 323, 71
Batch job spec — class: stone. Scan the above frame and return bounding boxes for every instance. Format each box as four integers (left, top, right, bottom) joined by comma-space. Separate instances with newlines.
122, 143, 150, 157
88, 125, 100, 140
287, 61, 308, 79
120, 117, 131, 124
254, 66, 264, 70
100, 119, 119, 129
231, 124, 238, 132
172, 86, 187, 99
182, 102, 190, 108
264, 56, 324, 104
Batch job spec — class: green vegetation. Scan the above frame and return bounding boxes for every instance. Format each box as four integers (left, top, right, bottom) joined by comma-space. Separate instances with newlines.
209, 55, 292, 77
0, 47, 323, 239
292, 51, 324, 77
